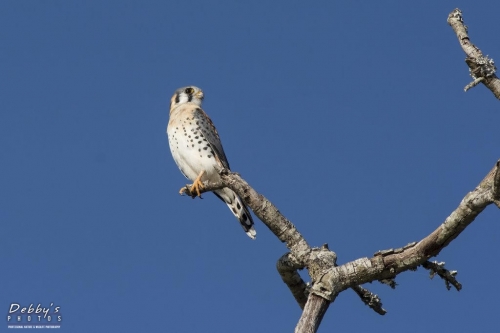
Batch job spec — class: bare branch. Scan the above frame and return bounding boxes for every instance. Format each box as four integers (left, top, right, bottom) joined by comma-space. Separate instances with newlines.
312, 161, 499, 296
422, 261, 462, 291
295, 294, 331, 333
447, 8, 500, 99
277, 253, 308, 309
219, 170, 313, 260
379, 278, 397, 289
182, 171, 383, 315
179, 160, 499, 332
172, 10, 499, 333
492, 160, 500, 208
464, 76, 484, 92
351, 285, 386, 315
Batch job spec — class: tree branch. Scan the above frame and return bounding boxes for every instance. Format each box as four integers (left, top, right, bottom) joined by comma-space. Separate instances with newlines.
181, 172, 383, 316
447, 8, 500, 99
295, 295, 330, 333
492, 160, 500, 208
307, 161, 499, 301
174, 9, 499, 333
350, 285, 386, 315
276, 253, 308, 308
422, 261, 461, 291
179, 160, 499, 333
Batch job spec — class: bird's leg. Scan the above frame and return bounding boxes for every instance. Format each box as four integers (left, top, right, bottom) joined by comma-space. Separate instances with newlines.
179, 170, 205, 198
189, 170, 205, 198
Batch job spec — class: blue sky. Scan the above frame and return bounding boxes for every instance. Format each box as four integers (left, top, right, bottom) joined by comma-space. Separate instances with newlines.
1, 1, 499, 332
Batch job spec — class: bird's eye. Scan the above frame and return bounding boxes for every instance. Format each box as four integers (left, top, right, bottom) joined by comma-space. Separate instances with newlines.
185, 87, 194, 94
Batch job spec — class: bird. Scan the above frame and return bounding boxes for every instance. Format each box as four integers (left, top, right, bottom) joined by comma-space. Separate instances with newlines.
166, 86, 256, 239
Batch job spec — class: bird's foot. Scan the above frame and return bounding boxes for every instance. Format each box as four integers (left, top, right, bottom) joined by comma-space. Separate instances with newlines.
179, 170, 205, 199
189, 177, 205, 198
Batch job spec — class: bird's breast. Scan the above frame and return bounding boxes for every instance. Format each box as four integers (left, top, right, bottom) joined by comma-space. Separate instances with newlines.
167, 112, 220, 182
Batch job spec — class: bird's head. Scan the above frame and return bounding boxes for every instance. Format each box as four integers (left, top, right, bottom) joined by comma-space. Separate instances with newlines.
170, 86, 204, 113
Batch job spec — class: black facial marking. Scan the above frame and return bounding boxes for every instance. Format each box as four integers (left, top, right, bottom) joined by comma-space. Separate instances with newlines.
237, 202, 241, 210
242, 214, 248, 222
175, 94, 180, 104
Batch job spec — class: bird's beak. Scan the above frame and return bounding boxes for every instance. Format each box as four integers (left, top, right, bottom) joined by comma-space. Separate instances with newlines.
196, 91, 204, 100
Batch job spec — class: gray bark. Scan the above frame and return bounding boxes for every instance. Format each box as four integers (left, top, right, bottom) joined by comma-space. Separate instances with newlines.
448, 8, 500, 99
181, 160, 499, 332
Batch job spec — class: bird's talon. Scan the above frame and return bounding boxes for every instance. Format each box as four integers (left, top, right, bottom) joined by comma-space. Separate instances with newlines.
189, 179, 204, 198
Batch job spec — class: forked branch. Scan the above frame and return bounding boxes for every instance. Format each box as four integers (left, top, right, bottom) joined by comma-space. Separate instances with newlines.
180, 160, 500, 333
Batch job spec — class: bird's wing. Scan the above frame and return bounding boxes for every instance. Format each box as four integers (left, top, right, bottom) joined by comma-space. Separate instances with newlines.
192, 107, 231, 170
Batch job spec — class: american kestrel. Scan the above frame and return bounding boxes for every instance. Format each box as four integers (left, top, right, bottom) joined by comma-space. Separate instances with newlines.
167, 86, 256, 239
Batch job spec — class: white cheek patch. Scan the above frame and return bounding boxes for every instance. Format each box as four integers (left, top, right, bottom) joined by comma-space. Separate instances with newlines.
178, 94, 189, 104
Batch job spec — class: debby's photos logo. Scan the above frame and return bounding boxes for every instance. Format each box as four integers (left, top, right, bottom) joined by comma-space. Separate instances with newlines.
6, 303, 62, 329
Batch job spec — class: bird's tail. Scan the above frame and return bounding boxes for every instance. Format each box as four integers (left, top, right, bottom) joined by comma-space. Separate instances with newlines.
213, 188, 256, 239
